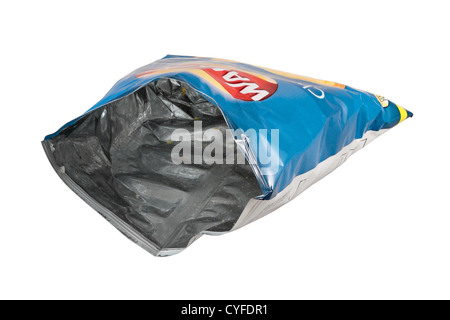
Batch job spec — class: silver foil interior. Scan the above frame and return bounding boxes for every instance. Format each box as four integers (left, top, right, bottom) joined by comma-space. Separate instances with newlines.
45, 78, 262, 255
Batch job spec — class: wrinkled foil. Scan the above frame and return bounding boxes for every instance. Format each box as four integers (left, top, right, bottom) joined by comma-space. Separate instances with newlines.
44, 79, 261, 255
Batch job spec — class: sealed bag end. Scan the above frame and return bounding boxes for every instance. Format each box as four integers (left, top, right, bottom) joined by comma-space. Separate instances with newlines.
396, 104, 413, 124
372, 93, 413, 129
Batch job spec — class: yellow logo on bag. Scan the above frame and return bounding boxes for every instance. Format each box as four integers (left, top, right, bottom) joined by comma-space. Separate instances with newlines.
374, 94, 390, 108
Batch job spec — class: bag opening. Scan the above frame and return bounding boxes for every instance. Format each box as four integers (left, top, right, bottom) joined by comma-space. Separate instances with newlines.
44, 78, 262, 255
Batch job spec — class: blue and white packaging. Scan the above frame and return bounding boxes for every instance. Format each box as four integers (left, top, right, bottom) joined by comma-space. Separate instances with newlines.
43, 55, 412, 256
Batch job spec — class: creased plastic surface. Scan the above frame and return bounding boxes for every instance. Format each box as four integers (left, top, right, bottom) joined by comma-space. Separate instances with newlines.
44, 79, 261, 255
43, 55, 412, 256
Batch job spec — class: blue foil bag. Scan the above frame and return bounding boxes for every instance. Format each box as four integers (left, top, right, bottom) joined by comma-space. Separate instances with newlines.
43, 55, 412, 256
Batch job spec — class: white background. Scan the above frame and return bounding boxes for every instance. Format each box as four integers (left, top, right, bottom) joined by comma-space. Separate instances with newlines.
1, 1, 449, 300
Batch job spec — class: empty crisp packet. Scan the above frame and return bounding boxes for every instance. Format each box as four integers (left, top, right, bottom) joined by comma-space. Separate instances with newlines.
43, 55, 412, 256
